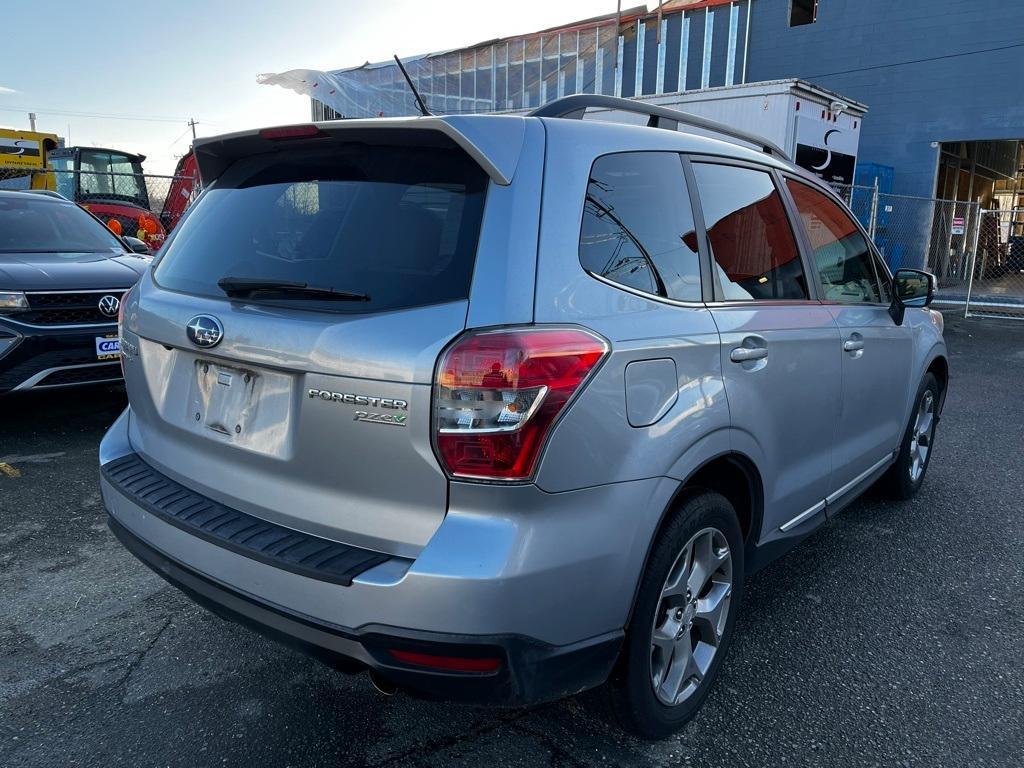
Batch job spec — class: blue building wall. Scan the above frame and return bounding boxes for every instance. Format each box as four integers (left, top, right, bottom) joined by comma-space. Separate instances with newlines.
745, 0, 1024, 197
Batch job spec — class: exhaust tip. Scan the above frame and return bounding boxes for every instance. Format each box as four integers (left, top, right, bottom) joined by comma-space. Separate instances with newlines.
368, 670, 399, 696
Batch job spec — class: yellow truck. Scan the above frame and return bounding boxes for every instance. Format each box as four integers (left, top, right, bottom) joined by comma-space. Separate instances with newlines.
0, 129, 60, 190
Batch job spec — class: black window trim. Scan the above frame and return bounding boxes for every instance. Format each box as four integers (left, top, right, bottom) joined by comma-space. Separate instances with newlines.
577, 149, 710, 308
685, 154, 822, 306
779, 171, 893, 309
870, 247, 894, 303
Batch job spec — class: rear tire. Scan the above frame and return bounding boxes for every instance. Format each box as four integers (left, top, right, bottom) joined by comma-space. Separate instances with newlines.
600, 491, 744, 739
882, 373, 939, 500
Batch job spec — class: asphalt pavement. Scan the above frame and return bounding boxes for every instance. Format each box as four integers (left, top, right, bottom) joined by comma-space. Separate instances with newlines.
1, 313, 1021, 767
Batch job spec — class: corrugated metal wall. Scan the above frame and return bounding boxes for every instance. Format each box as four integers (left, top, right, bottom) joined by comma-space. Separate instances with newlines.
312, 1, 751, 119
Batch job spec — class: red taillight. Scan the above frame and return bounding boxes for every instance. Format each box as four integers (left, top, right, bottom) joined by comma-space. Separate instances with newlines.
388, 649, 502, 673
258, 124, 326, 140
433, 327, 608, 481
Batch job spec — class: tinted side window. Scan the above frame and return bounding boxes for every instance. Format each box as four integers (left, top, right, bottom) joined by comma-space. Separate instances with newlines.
693, 163, 808, 301
580, 152, 702, 302
786, 179, 883, 304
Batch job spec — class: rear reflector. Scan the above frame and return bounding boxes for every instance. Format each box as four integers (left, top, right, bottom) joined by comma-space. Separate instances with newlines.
259, 125, 326, 140
433, 327, 608, 481
388, 649, 502, 673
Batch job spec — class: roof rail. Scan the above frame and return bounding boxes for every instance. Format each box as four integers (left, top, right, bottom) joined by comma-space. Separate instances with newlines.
528, 94, 789, 161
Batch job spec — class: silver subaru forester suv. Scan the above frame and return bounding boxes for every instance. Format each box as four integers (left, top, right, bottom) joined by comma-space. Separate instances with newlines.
100, 95, 947, 738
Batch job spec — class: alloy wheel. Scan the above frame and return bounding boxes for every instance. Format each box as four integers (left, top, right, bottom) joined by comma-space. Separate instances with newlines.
649, 527, 733, 707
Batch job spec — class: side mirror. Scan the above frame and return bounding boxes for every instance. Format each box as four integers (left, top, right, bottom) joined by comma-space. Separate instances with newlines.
889, 269, 935, 324
123, 236, 151, 256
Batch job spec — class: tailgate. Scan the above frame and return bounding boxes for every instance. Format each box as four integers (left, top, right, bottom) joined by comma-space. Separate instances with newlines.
120, 136, 496, 558
125, 290, 464, 558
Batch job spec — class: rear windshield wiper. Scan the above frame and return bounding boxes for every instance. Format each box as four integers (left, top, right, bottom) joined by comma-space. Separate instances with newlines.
217, 277, 370, 302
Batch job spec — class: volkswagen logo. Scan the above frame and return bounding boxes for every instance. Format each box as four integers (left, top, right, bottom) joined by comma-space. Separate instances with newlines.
98, 294, 121, 318
186, 315, 224, 349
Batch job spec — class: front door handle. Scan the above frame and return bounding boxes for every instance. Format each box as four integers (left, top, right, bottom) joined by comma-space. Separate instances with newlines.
843, 339, 865, 352
730, 346, 769, 363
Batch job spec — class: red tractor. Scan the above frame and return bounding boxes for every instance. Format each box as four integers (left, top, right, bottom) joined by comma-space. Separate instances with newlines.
47, 146, 167, 250
161, 150, 199, 232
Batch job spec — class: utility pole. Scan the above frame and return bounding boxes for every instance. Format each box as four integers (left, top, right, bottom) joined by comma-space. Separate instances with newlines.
188, 118, 197, 141
28, 112, 36, 131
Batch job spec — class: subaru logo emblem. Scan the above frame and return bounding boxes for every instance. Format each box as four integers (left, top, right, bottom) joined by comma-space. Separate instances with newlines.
186, 315, 224, 348
98, 294, 121, 318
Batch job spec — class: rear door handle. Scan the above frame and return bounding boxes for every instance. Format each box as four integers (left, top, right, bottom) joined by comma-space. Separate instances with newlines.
843, 339, 865, 352
730, 346, 769, 363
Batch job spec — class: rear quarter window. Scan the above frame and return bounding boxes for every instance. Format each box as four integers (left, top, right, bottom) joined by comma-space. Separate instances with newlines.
579, 152, 702, 302
154, 144, 487, 314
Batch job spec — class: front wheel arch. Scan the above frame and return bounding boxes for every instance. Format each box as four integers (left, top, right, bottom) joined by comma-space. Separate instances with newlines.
926, 355, 949, 416
882, 372, 940, 500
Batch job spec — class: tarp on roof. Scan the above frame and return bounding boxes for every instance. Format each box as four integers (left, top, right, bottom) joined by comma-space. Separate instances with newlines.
256, 69, 399, 118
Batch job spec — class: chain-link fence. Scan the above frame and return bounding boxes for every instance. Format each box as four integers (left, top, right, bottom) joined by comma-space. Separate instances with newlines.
874, 193, 978, 293
962, 207, 1024, 318
0, 167, 198, 251
830, 181, 1024, 318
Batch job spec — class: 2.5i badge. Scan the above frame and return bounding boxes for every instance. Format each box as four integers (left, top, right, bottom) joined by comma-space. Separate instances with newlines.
95, 334, 120, 361
353, 411, 407, 427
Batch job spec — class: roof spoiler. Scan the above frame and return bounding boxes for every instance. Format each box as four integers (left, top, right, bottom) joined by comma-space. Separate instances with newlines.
192, 115, 527, 187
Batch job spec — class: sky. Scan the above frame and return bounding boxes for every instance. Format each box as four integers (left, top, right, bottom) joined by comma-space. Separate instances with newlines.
0, 0, 628, 174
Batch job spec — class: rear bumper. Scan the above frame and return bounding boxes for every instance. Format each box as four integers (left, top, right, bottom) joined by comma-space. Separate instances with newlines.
101, 407, 677, 704
0, 319, 121, 392
109, 514, 620, 705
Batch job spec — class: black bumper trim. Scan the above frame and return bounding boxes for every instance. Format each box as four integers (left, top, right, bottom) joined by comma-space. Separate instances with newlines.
108, 516, 623, 705
101, 453, 390, 586
0, 323, 122, 393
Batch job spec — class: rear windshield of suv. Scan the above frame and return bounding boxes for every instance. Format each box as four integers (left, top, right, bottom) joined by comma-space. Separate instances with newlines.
154, 144, 488, 313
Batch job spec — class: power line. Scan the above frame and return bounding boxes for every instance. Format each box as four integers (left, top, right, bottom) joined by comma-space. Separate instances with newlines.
167, 119, 201, 150
167, 124, 194, 149
0, 105, 210, 124
804, 41, 1024, 80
